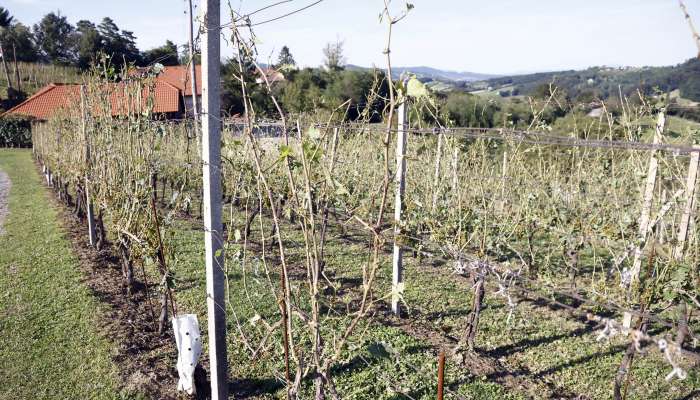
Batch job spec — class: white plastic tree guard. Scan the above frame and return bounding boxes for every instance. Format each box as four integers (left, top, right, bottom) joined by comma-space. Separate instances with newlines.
172, 314, 202, 394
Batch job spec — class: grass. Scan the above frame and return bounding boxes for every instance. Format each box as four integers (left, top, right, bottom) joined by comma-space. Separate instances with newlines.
0, 149, 121, 400
165, 214, 521, 399
162, 197, 700, 399
14, 111, 700, 399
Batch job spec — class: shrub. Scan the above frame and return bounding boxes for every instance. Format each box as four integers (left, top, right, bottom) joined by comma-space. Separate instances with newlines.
0, 115, 33, 148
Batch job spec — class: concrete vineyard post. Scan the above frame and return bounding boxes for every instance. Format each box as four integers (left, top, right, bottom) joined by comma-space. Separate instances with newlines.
392, 100, 408, 316
187, 0, 200, 128
675, 145, 700, 260
201, 0, 228, 398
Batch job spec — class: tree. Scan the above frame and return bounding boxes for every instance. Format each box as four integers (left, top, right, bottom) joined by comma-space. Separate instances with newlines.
75, 20, 102, 69
444, 92, 499, 128
275, 45, 295, 69
97, 17, 140, 66
323, 70, 388, 120
0, 7, 13, 28
0, 6, 14, 91
281, 68, 324, 113
33, 12, 76, 65
322, 39, 346, 71
221, 58, 276, 116
0, 23, 38, 62
142, 40, 179, 66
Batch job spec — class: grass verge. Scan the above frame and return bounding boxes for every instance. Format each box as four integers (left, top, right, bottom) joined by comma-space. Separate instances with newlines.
0, 149, 120, 400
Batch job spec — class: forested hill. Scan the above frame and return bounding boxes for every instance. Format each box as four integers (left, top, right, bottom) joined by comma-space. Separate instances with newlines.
467, 58, 700, 102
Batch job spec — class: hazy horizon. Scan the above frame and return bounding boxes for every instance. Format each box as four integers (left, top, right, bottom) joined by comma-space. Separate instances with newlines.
5, 0, 700, 75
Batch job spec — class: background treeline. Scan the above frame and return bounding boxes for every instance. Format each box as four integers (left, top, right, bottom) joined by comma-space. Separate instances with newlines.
0, 8, 180, 68
1, 6, 695, 130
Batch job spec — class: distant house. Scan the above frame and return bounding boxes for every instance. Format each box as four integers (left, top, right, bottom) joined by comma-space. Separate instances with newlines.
4, 65, 202, 121
154, 65, 202, 117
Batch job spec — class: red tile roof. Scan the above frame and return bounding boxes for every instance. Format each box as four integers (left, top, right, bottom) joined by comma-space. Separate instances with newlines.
156, 65, 202, 97
5, 84, 81, 120
107, 81, 181, 115
5, 81, 182, 121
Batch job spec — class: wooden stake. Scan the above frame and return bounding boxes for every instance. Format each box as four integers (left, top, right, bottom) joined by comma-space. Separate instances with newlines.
675, 145, 700, 260
12, 43, 20, 92
81, 87, 96, 247
437, 350, 445, 400
85, 176, 96, 246
630, 110, 665, 286
0, 43, 12, 91
432, 130, 443, 211
392, 101, 408, 316
679, 0, 700, 58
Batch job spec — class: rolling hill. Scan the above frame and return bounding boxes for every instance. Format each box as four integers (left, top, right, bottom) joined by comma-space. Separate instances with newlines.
465, 58, 700, 102
345, 64, 499, 83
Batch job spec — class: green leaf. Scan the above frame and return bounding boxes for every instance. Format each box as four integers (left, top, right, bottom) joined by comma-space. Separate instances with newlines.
279, 145, 293, 159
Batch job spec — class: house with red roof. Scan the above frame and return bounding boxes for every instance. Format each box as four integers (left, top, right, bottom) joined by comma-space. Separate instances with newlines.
3, 65, 202, 121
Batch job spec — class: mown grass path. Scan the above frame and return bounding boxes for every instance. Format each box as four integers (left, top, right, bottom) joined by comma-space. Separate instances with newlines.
0, 149, 120, 400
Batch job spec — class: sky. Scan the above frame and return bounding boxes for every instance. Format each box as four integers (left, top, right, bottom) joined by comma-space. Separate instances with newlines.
5, 0, 700, 75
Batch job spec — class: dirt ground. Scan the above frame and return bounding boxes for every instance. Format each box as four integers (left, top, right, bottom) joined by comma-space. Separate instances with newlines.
0, 170, 10, 235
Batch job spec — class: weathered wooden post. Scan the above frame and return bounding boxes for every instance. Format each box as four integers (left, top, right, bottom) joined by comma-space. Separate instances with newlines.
680, 0, 700, 58
392, 100, 408, 316
630, 109, 665, 285
432, 128, 443, 211
675, 145, 700, 260
201, 0, 228, 398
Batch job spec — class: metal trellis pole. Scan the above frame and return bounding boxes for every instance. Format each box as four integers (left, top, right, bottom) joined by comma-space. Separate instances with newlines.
201, 0, 228, 398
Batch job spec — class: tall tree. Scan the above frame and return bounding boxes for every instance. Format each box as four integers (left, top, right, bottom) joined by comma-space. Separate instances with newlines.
322, 39, 346, 71
33, 12, 76, 65
276, 45, 296, 69
0, 7, 13, 28
97, 17, 140, 66
75, 20, 102, 69
0, 7, 14, 89
2, 24, 37, 62
141, 40, 179, 66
